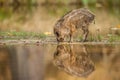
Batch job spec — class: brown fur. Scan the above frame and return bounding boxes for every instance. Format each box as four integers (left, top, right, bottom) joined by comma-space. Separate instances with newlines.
53, 44, 95, 77
54, 8, 95, 42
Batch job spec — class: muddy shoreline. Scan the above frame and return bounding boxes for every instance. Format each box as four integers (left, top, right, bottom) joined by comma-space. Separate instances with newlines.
0, 39, 120, 45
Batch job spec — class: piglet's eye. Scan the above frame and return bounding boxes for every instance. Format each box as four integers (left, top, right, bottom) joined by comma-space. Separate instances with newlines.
56, 32, 59, 36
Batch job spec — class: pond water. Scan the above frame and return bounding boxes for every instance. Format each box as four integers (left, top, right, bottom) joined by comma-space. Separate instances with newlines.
0, 43, 120, 80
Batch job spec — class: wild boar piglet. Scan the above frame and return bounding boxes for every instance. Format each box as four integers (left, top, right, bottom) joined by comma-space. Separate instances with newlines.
54, 8, 95, 42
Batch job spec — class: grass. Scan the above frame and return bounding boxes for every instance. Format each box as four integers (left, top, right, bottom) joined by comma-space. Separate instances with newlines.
0, 31, 47, 40
88, 35, 103, 42
78, 34, 120, 42
0, 31, 120, 42
0, 8, 12, 21
108, 35, 120, 42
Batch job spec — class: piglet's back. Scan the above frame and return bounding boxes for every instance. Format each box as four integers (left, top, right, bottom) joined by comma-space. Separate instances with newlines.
62, 8, 95, 23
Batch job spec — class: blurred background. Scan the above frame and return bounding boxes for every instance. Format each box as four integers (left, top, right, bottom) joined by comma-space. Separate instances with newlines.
0, 0, 120, 36
0, 1, 120, 80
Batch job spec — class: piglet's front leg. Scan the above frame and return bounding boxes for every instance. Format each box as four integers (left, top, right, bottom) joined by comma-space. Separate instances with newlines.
69, 34, 73, 43
82, 28, 89, 42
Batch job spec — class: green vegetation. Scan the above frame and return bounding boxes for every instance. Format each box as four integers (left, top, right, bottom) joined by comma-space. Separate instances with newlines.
0, 31, 120, 42
0, 0, 120, 42
79, 34, 120, 42
0, 0, 120, 20
0, 31, 47, 40
108, 35, 120, 42
0, 7, 12, 21
80, 35, 103, 42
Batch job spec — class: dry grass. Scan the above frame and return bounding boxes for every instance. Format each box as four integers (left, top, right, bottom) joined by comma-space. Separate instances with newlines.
0, 7, 119, 35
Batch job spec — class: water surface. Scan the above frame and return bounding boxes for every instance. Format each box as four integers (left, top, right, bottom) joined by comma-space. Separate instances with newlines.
0, 44, 120, 80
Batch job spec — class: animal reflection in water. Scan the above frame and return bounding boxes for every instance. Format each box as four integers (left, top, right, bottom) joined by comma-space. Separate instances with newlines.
53, 44, 95, 77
